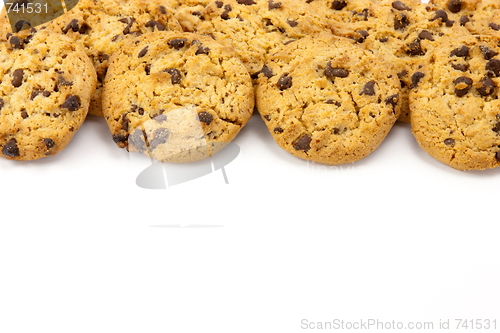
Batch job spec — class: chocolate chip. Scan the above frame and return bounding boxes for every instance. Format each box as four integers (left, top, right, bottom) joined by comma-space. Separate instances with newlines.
273, 127, 284, 133
154, 114, 168, 123
118, 18, 135, 34
62, 19, 79, 34
61, 95, 81, 111
355, 29, 369, 42
450, 45, 469, 58
477, 77, 495, 96
138, 46, 148, 58
287, 19, 298, 27
236, 0, 256, 5
163, 68, 181, 84
431, 9, 449, 23
43, 138, 55, 150
261, 65, 275, 78
2, 138, 20, 157
451, 63, 469, 72
325, 63, 349, 79
277, 73, 292, 90
198, 111, 213, 124
406, 38, 425, 56
195, 44, 210, 55
112, 134, 128, 144
454, 76, 472, 97
496, 151, 500, 162
9, 36, 23, 49
447, 0, 462, 13
30, 89, 51, 100
490, 22, 500, 31
221, 4, 232, 19
331, 0, 347, 10
128, 129, 145, 151
168, 38, 188, 49
385, 94, 399, 107
360, 81, 376, 96
57, 75, 73, 87
150, 128, 170, 148
21, 109, 28, 119
268, 0, 282, 9
354, 8, 369, 20
444, 138, 455, 146
215, 1, 223, 7
486, 58, 500, 77
145, 20, 165, 31
14, 20, 31, 32
392, 1, 410, 11
418, 30, 434, 41
160, 5, 167, 14
98, 52, 110, 62
394, 13, 410, 29
326, 99, 341, 107
480, 45, 498, 60
293, 134, 311, 151
492, 118, 500, 133
460, 15, 469, 26
79, 22, 91, 34
410, 71, 425, 89
0, 99, 4, 110
11, 69, 24, 87
379, 37, 389, 43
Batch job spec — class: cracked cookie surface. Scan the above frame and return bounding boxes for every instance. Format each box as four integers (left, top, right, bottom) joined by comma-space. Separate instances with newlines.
255, 33, 401, 165
102, 31, 254, 163
410, 35, 500, 170
0, 29, 96, 161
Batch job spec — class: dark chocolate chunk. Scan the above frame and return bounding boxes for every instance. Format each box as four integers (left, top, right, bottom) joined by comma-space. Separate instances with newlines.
145, 20, 165, 31
14, 20, 31, 32
394, 13, 410, 30
486, 58, 500, 77
277, 73, 292, 90
447, 0, 462, 13
30, 89, 51, 100
460, 15, 469, 26
326, 99, 341, 107
490, 22, 500, 31
43, 138, 55, 150
57, 75, 73, 87
496, 151, 500, 162
331, 0, 347, 10
2, 138, 20, 157
221, 4, 232, 20
492, 118, 500, 133
268, 0, 282, 9
454, 76, 472, 97
21, 109, 28, 119
150, 128, 170, 148
62, 19, 79, 34
273, 127, 284, 133
121, 115, 130, 132
163, 68, 181, 84
406, 38, 425, 56
198, 111, 213, 124
477, 77, 495, 96
159, 5, 167, 13
79, 22, 91, 34
418, 30, 434, 41
9, 36, 23, 49
293, 134, 311, 151
195, 44, 210, 55
379, 37, 389, 42
444, 138, 455, 146
0, 99, 4, 110
60, 95, 81, 111
385, 94, 399, 107
112, 133, 128, 144
431, 9, 449, 23
360, 81, 376, 96
355, 30, 369, 42
236, 0, 256, 5
325, 64, 349, 79
168, 38, 188, 49
261, 65, 275, 78
451, 63, 469, 72
287, 20, 298, 27
138, 46, 148, 58
480, 45, 498, 60
118, 18, 135, 34
450, 45, 469, 58
11, 69, 24, 87
215, 1, 223, 7
410, 71, 425, 89
392, 1, 411, 11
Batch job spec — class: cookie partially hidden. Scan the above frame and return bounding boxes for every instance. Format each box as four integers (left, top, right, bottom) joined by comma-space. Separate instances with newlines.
410, 35, 500, 170
0, 29, 97, 161
256, 33, 401, 165
102, 31, 254, 163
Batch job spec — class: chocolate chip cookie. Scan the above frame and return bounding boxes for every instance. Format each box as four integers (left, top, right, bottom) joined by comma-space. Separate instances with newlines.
193, 0, 332, 77
410, 35, 500, 170
102, 31, 254, 163
256, 33, 401, 165
11, 0, 182, 117
0, 29, 97, 160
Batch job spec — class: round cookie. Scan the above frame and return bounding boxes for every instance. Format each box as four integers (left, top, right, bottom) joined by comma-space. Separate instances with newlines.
192, 0, 333, 77
102, 31, 254, 163
15, 0, 182, 118
303, 0, 473, 123
255, 33, 401, 165
0, 29, 97, 161
410, 35, 500, 170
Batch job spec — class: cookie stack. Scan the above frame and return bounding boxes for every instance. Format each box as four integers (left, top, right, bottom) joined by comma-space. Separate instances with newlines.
0, 0, 499, 171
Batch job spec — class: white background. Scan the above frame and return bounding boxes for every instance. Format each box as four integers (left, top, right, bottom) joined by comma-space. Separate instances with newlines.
1, 1, 499, 332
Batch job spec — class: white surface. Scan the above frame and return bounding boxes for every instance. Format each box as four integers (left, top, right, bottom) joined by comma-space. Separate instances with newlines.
1, 0, 499, 331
